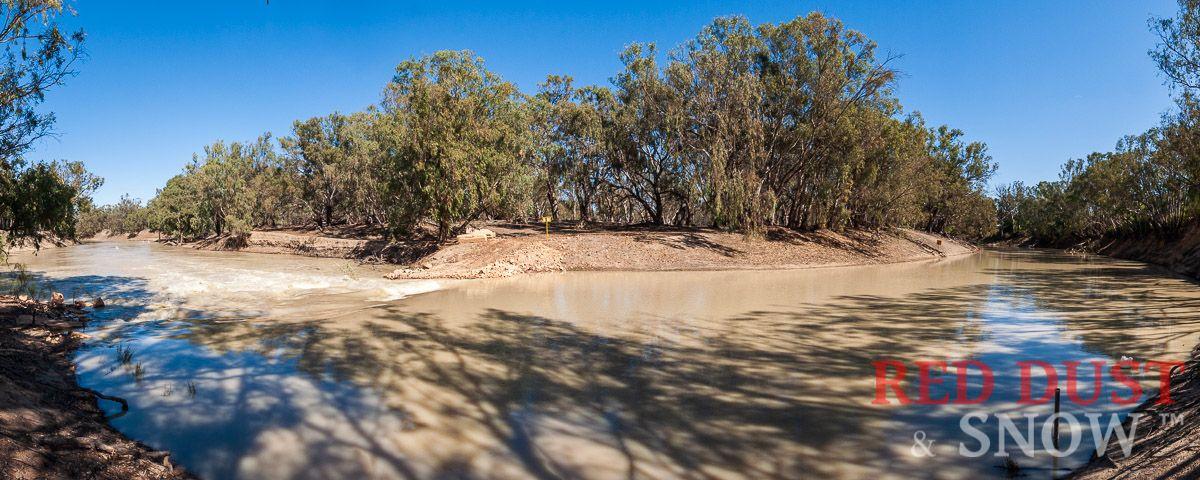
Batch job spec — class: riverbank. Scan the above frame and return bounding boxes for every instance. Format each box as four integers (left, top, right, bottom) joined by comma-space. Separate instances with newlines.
383, 225, 975, 279
0, 295, 190, 480
1092, 222, 1200, 279
90, 226, 423, 263
7, 235, 73, 254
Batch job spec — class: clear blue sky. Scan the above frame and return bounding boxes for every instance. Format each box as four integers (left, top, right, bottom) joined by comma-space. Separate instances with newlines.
28, 0, 1178, 205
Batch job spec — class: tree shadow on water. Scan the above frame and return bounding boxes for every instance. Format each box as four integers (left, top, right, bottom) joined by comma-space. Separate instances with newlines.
76, 253, 1200, 479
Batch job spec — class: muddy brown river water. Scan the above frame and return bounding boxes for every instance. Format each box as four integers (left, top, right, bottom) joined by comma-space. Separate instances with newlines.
6, 242, 1200, 479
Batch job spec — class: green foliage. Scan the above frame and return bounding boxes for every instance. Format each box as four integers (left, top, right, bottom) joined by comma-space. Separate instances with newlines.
0, 160, 77, 246
378, 50, 534, 240
140, 13, 1000, 242
146, 173, 205, 240
999, 128, 1198, 244
147, 136, 281, 239
529, 75, 578, 221
77, 194, 147, 237
0, 1, 85, 252
281, 112, 384, 227
51, 159, 103, 207
1152, 0, 1200, 93
920, 125, 998, 236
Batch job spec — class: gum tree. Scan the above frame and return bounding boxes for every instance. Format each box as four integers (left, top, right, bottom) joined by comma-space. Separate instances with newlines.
0, 0, 85, 250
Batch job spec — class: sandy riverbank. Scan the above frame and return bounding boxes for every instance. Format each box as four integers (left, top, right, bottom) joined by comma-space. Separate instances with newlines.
0, 295, 190, 480
383, 224, 976, 279
89, 227, 422, 263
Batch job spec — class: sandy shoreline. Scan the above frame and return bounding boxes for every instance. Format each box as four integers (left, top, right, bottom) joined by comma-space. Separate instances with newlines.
383, 225, 977, 279
0, 295, 191, 480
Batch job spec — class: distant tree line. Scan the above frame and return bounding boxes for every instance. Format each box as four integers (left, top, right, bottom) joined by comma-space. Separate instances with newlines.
130, 13, 997, 242
995, 0, 1200, 245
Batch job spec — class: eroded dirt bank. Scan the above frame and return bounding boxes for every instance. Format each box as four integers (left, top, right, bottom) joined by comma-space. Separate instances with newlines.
1092, 222, 1200, 279
91, 227, 428, 263
0, 295, 190, 480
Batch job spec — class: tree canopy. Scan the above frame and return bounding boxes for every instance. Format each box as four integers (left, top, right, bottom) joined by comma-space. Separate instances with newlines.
0, 1, 85, 252
138, 12, 998, 243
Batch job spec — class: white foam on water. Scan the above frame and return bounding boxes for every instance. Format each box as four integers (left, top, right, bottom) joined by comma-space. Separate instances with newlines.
374, 279, 443, 301
9, 243, 448, 310
147, 264, 442, 305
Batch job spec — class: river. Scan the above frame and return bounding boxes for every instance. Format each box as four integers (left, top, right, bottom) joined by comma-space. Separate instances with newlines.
5, 242, 1199, 479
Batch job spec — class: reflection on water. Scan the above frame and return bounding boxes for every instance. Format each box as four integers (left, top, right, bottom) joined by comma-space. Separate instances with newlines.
6, 243, 1200, 479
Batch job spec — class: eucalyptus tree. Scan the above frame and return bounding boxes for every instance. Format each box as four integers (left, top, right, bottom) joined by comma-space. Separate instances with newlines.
530, 75, 577, 221
0, 0, 84, 250
0, 0, 83, 161
148, 136, 279, 238
669, 16, 768, 232
1000, 0, 1200, 244
842, 113, 933, 229
146, 173, 206, 241
566, 85, 615, 224
51, 160, 103, 205
920, 125, 996, 235
1152, 0, 1200, 93
342, 111, 389, 226
282, 113, 362, 227
606, 43, 691, 225
757, 13, 899, 229
0, 161, 75, 246
51, 159, 103, 234
103, 194, 147, 234
1152, 0, 1200, 215
135, 12, 1009, 241
379, 50, 534, 240
994, 181, 1030, 238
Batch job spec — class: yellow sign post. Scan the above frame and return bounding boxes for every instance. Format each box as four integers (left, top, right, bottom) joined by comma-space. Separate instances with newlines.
541, 216, 551, 237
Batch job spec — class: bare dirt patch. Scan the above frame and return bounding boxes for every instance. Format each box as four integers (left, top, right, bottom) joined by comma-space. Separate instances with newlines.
85, 230, 160, 242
